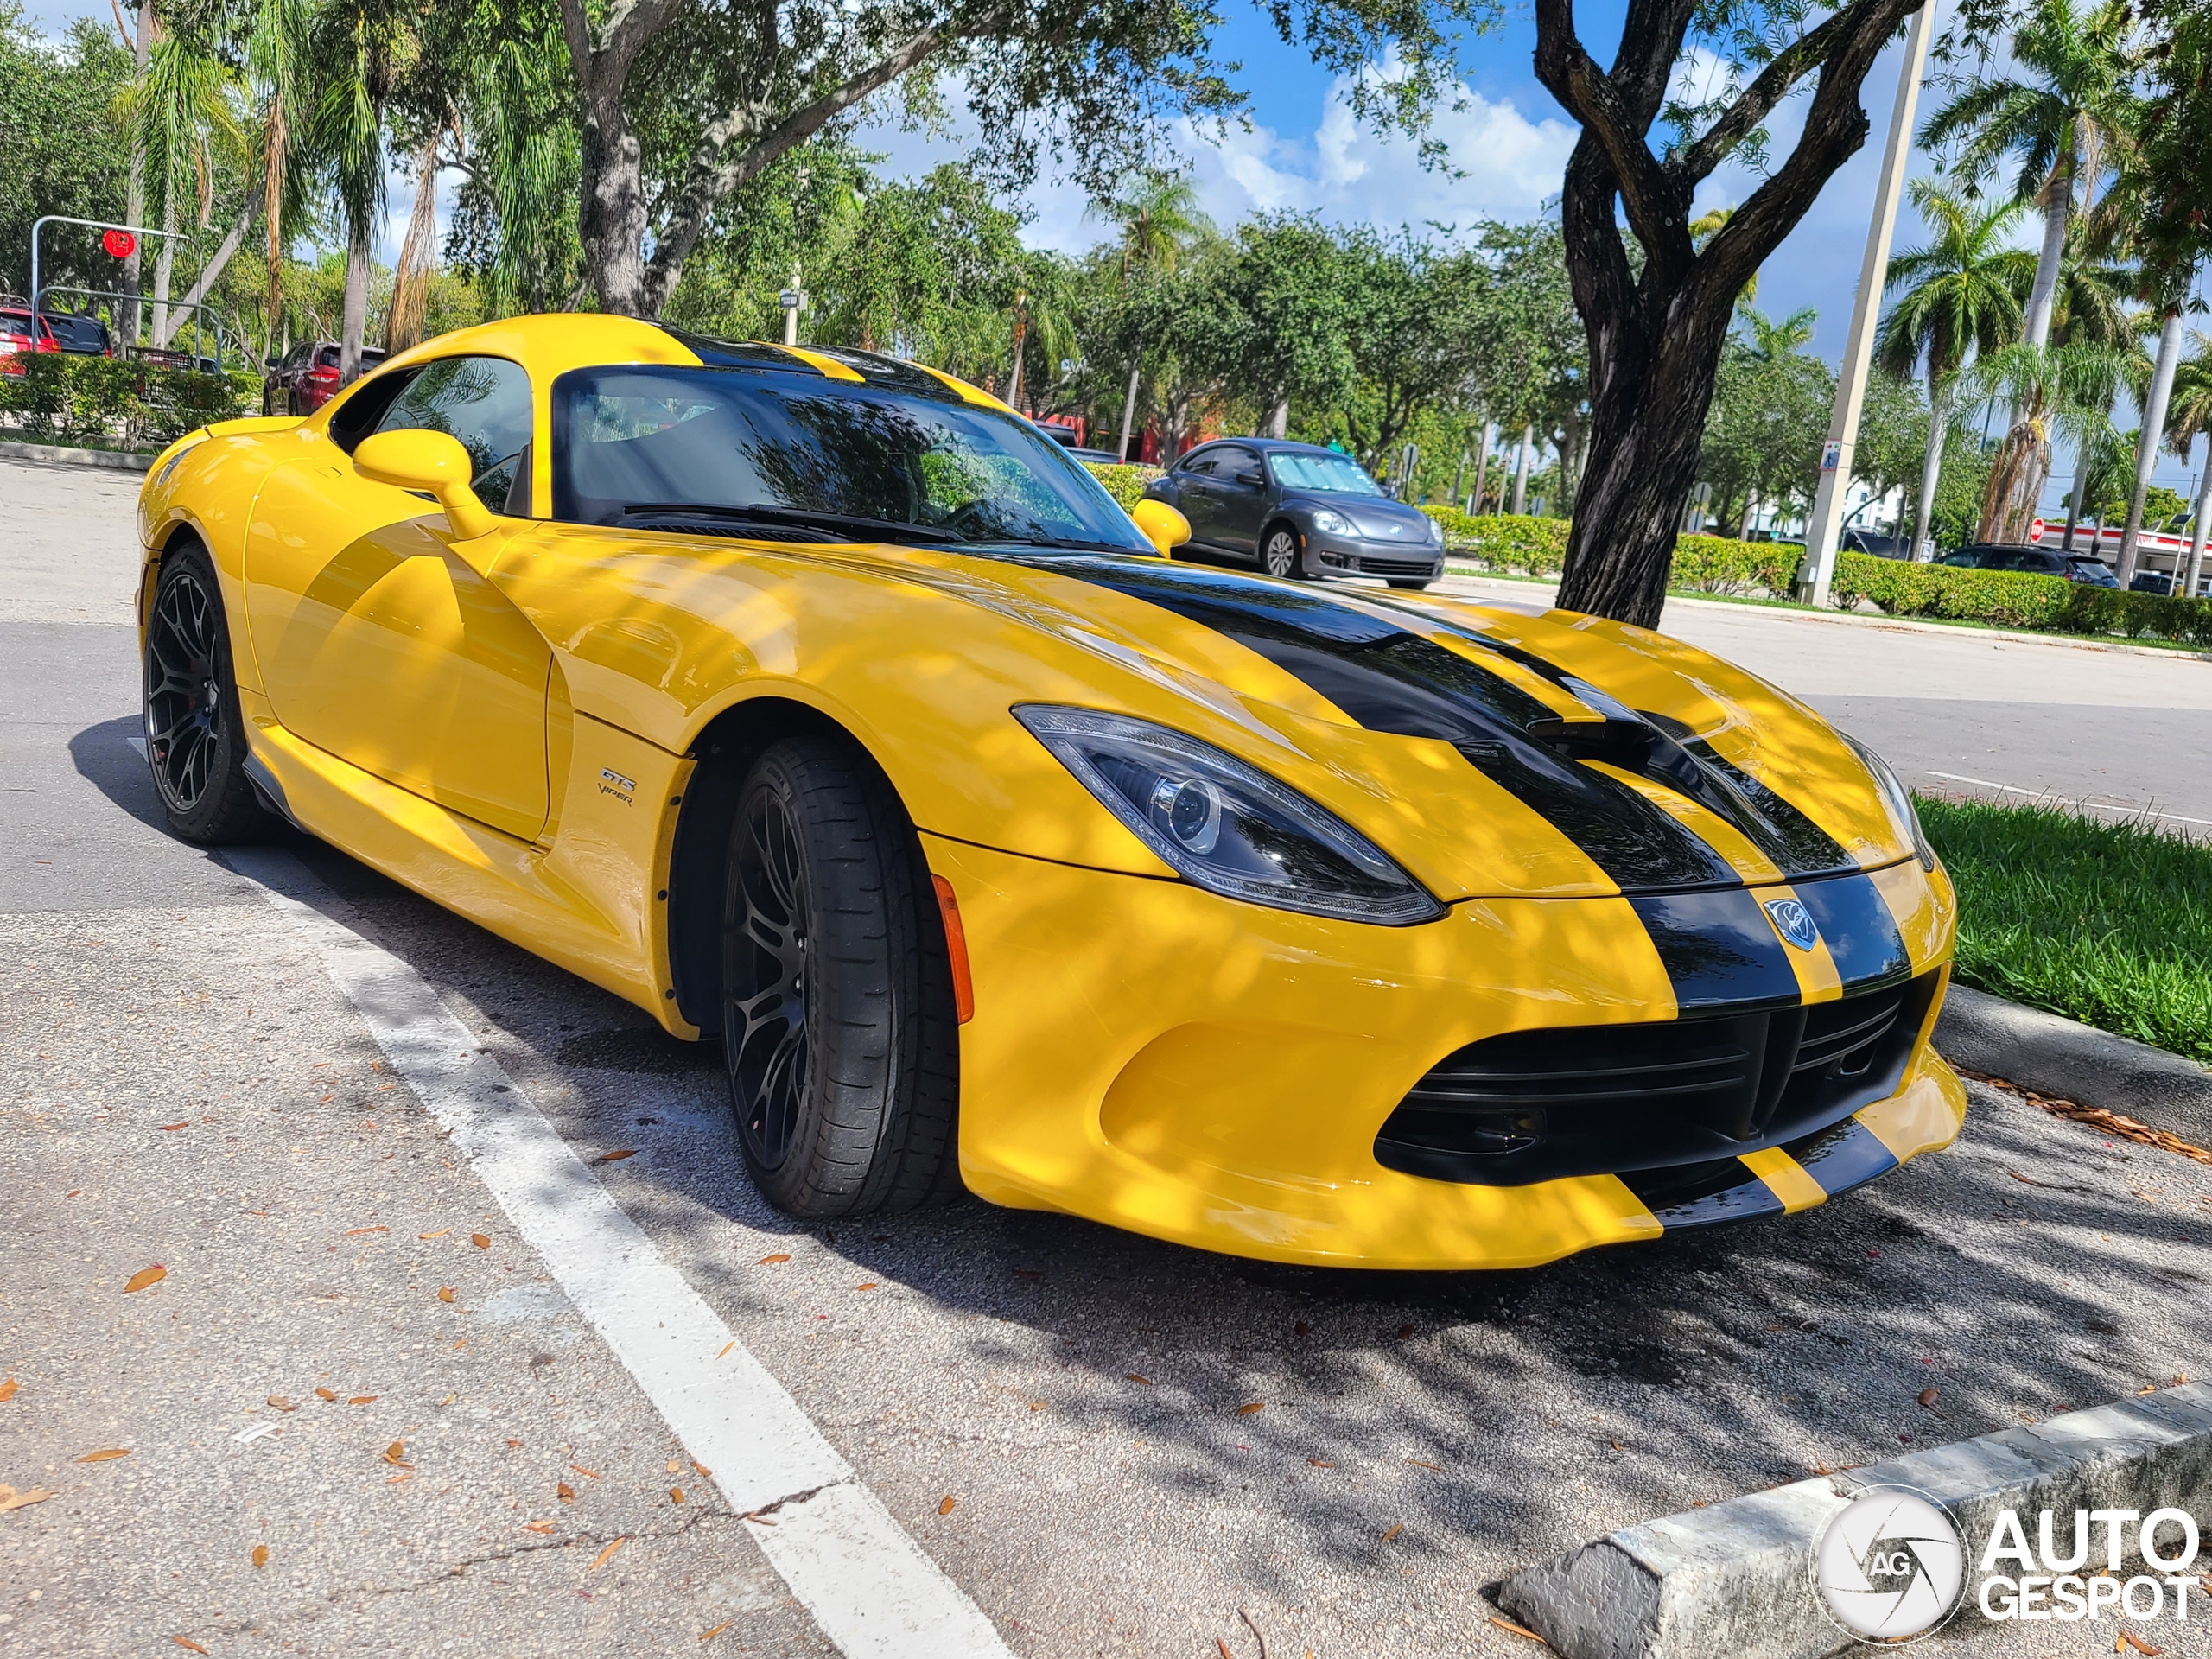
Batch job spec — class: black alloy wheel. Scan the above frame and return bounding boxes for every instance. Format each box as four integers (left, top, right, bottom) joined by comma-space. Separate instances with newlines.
1262, 523, 1303, 579
142, 543, 276, 844
719, 736, 962, 1217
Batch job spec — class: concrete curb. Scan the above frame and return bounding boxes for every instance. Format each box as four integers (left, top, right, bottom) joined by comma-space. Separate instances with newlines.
0, 439, 156, 473
1936, 983, 2212, 1142
1496, 1382, 2212, 1659
1435, 568, 2212, 664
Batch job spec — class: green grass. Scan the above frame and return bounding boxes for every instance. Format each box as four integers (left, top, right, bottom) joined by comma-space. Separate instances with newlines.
1917, 795, 2212, 1064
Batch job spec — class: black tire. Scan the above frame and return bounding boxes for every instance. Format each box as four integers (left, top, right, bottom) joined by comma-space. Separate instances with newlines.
1260, 521, 1305, 579
261, 387, 273, 416
1387, 577, 1435, 591
142, 540, 279, 845
719, 736, 961, 1218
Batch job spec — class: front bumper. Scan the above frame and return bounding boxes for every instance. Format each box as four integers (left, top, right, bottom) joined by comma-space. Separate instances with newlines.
924, 834, 1964, 1269
1309, 531, 1443, 578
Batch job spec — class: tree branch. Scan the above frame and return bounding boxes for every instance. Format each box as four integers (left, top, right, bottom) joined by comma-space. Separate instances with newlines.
644, 24, 958, 302
1533, 0, 1691, 255
1675, 4, 1861, 185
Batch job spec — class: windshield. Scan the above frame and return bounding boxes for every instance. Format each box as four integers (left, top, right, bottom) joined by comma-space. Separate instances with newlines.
552, 365, 1148, 551
1268, 452, 1383, 497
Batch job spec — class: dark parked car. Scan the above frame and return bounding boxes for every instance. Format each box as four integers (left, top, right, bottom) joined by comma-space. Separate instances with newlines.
2129, 569, 2177, 594
1141, 439, 1445, 588
1842, 528, 1903, 557
1938, 543, 2120, 586
263, 340, 386, 415
38, 312, 113, 355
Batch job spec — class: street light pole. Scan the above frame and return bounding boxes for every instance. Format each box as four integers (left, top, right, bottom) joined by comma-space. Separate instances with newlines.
1796, 3, 1936, 606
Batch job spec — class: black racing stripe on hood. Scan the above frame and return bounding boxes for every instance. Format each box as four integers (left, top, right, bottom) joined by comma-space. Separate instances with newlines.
1681, 741, 1855, 876
1629, 889, 1802, 1012
1042, 558, 1738, 892
1793, 870, 1913, 990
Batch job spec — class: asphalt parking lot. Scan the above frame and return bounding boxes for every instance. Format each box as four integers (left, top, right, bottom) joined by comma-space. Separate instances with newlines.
5, 454, 2212, 1656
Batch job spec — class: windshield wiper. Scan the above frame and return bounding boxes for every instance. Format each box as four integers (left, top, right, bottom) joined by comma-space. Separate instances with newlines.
619, 502, 957, 544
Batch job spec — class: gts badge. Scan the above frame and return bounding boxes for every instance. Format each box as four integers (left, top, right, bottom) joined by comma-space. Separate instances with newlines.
597, 766, 636, 805
1764, 897, 1820, 953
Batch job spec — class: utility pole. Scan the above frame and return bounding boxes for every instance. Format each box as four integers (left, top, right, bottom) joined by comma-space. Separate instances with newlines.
1796, 3, 1936, 607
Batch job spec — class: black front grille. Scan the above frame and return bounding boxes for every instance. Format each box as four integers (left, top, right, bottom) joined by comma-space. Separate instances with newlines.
1354, 552, 1440, 575
1375, 971, 1937, 1185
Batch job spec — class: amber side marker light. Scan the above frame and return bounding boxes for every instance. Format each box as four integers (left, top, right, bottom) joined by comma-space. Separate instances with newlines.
931, 874, 976, 1024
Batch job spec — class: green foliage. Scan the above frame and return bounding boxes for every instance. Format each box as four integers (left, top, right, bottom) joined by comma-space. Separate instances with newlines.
1424, 510, 1572, 574
1696, 308, 1834, 532
1669, 533, 1804, 594
0, 353, 249, 448
1917, 796, 2212, 1064
1928, 437, 1993, 552
1081, 461, 1162, 511
0, 5, 135, 296
1832, 551, 2212, 644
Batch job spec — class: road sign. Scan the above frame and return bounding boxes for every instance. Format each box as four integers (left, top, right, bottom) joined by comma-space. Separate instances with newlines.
2029, 518, 2045, 542
101, 228, 136, 258
1821, 441, 1842, 473
778, 289, 801, 310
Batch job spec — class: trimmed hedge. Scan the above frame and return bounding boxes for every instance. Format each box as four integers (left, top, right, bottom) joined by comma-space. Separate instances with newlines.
1082, 460, 1164, 511
1671, 534, 1803, 594
1422, 508, 1572, 574
0, 353, 252, 449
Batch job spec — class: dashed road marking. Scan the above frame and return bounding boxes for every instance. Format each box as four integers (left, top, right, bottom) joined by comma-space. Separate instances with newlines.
226, 848, 1010, 1659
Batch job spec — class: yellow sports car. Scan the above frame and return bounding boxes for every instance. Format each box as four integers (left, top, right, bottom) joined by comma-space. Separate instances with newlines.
135, 314, 1964, 1269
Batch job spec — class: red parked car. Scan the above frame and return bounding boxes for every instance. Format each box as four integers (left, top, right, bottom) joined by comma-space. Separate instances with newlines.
0, 306, 61, 374
262, 339, 386, 415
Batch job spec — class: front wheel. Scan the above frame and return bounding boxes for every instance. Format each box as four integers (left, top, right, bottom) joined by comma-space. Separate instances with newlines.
1261, 523, 1304, 580
720, 736, 961, 1218
143, 542, 279, 845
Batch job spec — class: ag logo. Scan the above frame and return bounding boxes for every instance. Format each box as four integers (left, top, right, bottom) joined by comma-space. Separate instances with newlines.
1764, 896, 1820, 952
1811, 1485, 1966, 1643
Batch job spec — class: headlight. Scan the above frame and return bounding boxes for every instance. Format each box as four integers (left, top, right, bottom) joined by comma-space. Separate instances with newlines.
1843, 735, 1936, 872
1424, 513, 1443, 544
1310, 507, 1351, 535
1014, 707, 1444, 925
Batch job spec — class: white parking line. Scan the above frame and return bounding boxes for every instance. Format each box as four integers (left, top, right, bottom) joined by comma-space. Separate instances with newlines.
1922, 770, 2212, 828
224, 848, 1011, 1659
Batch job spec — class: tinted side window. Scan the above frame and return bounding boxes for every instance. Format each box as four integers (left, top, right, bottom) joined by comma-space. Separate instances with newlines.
1180, 451, 1218, 476
1217, 446, 1259, 476
373, 356, 534, 503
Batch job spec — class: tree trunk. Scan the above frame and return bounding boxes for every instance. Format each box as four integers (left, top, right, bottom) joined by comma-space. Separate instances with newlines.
1117, 359, 1141, 462
2185, 459, 2211, 601
339, 220, 370, 384
1007, 314, 1027, 411
119, 0, 151, 347
1451, 449, 1466, 509
2116, 307, 2186, 588
2061, 434, 2091, 552
152, 188, 177, 348
1976, 416, 2051, 544
1471, 421, 1494, 512
156, 199, 254, 364
2020, 149, 2073, 352
1910, 376, 1949, 560
1510, 425, 1533, 515
577, 85, 652, 315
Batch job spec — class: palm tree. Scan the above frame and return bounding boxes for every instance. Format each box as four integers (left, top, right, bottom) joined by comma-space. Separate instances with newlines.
308, 5, 405, 383
1875, 181, 2031, 557
1920, 0, 2139, 350
1737, 302, 1818, 361
1087, 172, 1211, 459
2162, 333, 2212, 596
239, 0, 316, 364
118, 24, 242, 349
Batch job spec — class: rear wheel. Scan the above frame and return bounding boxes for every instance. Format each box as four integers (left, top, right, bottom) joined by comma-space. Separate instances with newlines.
1261, 522, 1304, 579
720, 736, 961, 1217
142, 542, 277, 845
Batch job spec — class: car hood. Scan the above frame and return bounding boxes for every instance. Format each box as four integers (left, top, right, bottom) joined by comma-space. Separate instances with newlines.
919, 550, 1917, 903
1287, 494, 1432, 541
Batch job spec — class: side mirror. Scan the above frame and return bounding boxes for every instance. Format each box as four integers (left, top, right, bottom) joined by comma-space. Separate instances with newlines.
353, 429, 497, 541
1129, 499, 1192, 556
1234, 467, 1265, 487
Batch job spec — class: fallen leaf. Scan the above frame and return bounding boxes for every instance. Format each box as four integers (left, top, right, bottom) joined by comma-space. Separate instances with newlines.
471, 1234, 491, 1249
698, 1623, 729, 1642
855, 1282, 879, 1292
569, 1462, 601, 1480
595, 1149, 638, 1163
1125, 1373, 1153, 1386
436, 1287, 455, 1303
557, 1482, 575, 1503
418, 1229, 450, 1239
1611, 1440, 1624, 1452
1918, 1388, 1940, 1409
522, 1521, 555, 1535
691, 1462, 711, 1478
505, 1440, 522, 1449
349, 1395, 378, 1406
666, 1459, 681, 1473
124, 1265, 168, 1294
384, 1441, 407, 1465
2178, 1374, 2192, 1386
75, 1448, 130, 1462
315, 1388, 337, 1402
63, 1190, 80, 1198
266, 1395, 294, 1413
251, 1544, 269, 1567
1217, 1641, 1233, 1659
0, 1487, 54, 1510
1405, 1458, 1441, 1471
588, 1536, 627, 1572
938, 1496, 957, 1516
1395, 1324, 1416, 1340
0, 1379, 16, 1402
1489, 1615, 1545, 1642
669, 1487, 684, 1504
344, 1226, 389, 1236
715, 1342, 735, 1358
2121, 1634, 2163, 1656
1381, 1523, 1404, 1541
157, 1122, 189, 1131
1028, 1401, 1047, 1411
1236, 1402, 1265, 1416
757, 1254, 791, 1265
169, 1639, 208, 1655
1307, 1459, 1335, 1469
1293, 1319, 1311, 1336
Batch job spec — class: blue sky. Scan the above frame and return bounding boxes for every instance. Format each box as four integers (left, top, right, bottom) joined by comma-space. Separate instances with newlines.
22, 0, 2205, 505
